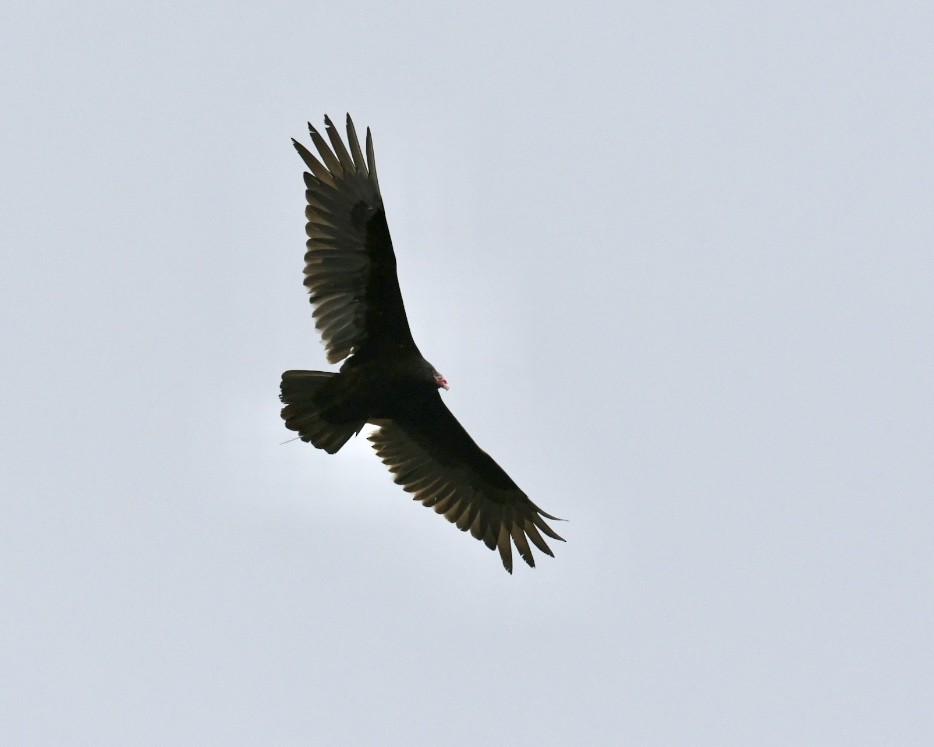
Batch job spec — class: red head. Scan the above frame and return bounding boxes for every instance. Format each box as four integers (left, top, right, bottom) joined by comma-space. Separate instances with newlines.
433, 371, 450, 390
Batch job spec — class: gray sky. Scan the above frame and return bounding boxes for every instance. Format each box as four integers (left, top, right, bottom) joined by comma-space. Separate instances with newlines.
3, 2, 932, 744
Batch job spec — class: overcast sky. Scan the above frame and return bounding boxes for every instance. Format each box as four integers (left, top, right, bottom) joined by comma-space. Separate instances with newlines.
2, 2, 932, 744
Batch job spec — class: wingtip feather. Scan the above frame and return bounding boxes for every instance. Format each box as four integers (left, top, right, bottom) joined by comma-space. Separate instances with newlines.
497, 524, 513, 574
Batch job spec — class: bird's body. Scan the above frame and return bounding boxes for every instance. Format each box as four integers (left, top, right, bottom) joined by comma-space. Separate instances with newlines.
281, 115, 563, 572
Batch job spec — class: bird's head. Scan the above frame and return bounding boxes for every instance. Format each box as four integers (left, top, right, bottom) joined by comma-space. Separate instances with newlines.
433, 371, 450, 391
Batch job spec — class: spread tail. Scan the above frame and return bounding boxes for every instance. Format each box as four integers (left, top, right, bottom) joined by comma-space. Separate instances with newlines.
280, 370, 365, 454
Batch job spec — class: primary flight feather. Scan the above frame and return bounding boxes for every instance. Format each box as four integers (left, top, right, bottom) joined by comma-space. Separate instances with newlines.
280, 114, 563, 573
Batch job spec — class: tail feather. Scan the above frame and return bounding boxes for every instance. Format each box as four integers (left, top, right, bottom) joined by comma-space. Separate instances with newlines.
280, 370, 364, 454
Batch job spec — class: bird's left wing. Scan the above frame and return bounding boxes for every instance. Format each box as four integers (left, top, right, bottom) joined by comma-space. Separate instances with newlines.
368, 394, 564, 573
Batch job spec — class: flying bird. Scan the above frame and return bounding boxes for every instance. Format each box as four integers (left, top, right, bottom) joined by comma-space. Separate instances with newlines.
280, 115, 563, 573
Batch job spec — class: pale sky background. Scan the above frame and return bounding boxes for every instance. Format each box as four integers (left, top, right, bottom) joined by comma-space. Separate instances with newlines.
2, 2, 932, 744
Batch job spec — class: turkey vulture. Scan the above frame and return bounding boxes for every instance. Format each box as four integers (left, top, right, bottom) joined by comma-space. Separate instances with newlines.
280, 115, 563, 573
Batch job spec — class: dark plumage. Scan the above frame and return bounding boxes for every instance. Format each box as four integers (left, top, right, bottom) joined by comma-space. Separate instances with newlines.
280, 115, 563, 573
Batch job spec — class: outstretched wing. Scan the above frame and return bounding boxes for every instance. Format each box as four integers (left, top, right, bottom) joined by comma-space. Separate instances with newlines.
368, 394, 564, 573
293, 115, 416, 364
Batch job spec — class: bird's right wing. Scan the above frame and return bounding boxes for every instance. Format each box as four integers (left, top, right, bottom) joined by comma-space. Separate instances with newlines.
368, 392, 564, 573
293, 115, 417, 364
